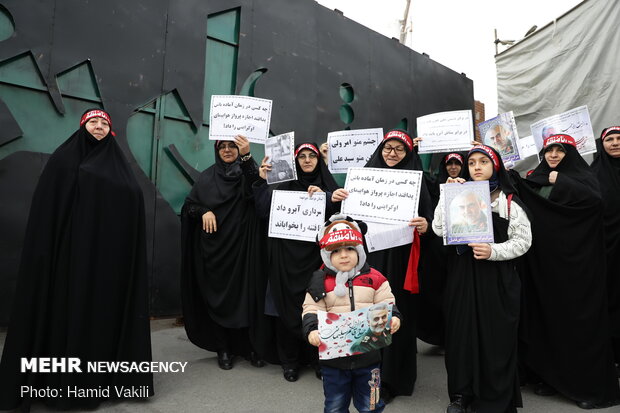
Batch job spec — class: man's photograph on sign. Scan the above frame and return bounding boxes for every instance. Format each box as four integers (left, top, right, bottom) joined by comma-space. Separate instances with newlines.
529, 105, 596, 156
441, 181, 494, 245
265, 132, 296, 185
478, 111, 520, 163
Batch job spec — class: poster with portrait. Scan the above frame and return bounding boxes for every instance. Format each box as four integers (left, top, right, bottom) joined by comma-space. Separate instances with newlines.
478, 111, 520, 164
317, 303, 393, 360
268, 190, 325, 242
440, 181, 494, 245
209, 95, 272, 143
265, 132, 297, 184
327, 128, 383, 173
529, 105, 596, 156
416, 110, 474, 154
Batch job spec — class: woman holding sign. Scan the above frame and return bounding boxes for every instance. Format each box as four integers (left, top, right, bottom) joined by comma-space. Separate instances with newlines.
254, 142, 348, 382
181, 136, 268, 370
432, 145, 531, 413
363, 129, 433, 401
514, 134, 620, 409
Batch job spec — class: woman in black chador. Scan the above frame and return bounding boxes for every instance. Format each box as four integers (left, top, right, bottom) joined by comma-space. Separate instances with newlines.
433, 145, 531, 413
181, 136, 268, 370
254, 142, 348, 381
364, 129, 433, 401
515, 134, 620, 409
0, 109, 153, 410
591, 126, 620, 373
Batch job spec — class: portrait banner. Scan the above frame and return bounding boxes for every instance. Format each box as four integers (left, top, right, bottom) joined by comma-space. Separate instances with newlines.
341, 168, 422, 224
530, 105, 596, 156
318, 304, 393, 360
440, 181, 494, 245
327, 128, 383, 174
417, 110, 474, 154
268, 190, 325, 242
209, 95, 272, 143
265, 132, 297, 184
478, 111, 521, 164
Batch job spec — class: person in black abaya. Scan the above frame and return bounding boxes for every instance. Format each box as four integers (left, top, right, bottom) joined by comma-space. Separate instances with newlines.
181, 136, 268, 370
364, 129, 433, 401
591, 126, 620, 372
253, 142, 348, 381
432, 145, 531, 413
417, 152, 465, 347
0, 109, 152, 410
515, 134, 620, 409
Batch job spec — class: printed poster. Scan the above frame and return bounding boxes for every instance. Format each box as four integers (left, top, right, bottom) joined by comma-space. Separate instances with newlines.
529, 105, 596, 156
327, 128, 382, 173
268, 190, 325, 242
478, 111, 521, 164
265, 132, 296, 184
440, 181, 494, 245
209, 95, 272, 143
417, 110, 474, 154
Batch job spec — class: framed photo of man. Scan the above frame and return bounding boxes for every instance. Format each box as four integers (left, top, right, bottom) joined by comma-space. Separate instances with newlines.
265, 132, 296, 184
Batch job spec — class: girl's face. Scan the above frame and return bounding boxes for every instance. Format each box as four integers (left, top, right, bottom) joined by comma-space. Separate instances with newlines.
446, 160, 462, 178
297, 148, 319, 173
544, 146, 566, 169
468, 152, 494, 181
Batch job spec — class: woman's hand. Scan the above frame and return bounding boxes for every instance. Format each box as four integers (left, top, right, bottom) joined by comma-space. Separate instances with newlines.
447, 177, 466, 184
468, 243, 491, 260
202, 211, 217, 233
259, 156, 272, 180
412, 137, 423, 147
308, 185, 324, 197
331, 188, 349, 202
390, 317, 401, 334
308, 330, 321, 347
234, 135, 250, 156
408, 217, 428, 235
320, 142, 329, 161
549, 171, 558, 184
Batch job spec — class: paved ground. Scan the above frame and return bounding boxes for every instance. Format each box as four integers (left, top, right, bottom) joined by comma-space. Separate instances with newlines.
1, 319, 618, 412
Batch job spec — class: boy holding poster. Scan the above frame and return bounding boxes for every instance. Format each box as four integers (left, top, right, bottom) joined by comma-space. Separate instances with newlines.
302, 214, 401, 412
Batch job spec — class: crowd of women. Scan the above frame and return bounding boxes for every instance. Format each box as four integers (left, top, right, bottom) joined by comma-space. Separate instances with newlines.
0, 107, 618, 413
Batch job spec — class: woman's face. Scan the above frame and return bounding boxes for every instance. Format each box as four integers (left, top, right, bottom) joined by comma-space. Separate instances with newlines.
85, 117, 110, 140
603, 133, 620, 158
297, 148, 318, 173
446, 160, 462, 178
544, 146, 566, 168
218, 141, 239, 163
468, 152, 494, 181
381, 139, 407, 167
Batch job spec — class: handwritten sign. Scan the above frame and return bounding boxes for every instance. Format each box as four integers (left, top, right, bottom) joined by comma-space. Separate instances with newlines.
268, 190, 326, 242
265, 132, 297, 185
365, 222, 414, 252
209, 95, 272, 143
478, 111, 521, 164
516, 135, 539, 159
417, 110, 474, 154
530, 105, 596, 156
341, 168, 422, 224
327, 128, 383, 173
440, 181, 494, 245
318, 304, 393, 360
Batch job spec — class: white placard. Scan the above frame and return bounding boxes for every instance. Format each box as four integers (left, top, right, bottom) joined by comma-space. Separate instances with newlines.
516, 135, 539, 159
529, 105, 596, 156
327, 128, 383, 173
365, 222, 414, 252
341, 168, 422, 224
268, 190, 326, 242
417, 110, 474, 154
209, 95, 272, 143
265, 132, 297, 185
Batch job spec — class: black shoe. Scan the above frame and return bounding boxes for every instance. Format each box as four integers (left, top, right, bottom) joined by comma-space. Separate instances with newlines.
283, 368, 299, 382
217, 350, 233, 370
533, 382, 557, 396
446, 394, 470, 413
380, 387, 394, 405
313, 364, 322, 379
576, 401, 596, 410
249, 351, 265, 368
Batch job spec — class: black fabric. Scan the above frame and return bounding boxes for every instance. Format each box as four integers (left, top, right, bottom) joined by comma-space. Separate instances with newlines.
181, 143, 271, 358
591, 138, 620, 363
363, 138, 433, 396
0, 123, 152, 410
515, 143, 620, 405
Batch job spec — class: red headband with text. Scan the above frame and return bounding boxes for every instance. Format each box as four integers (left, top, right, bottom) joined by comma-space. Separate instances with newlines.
601, 127, 620, 141
469, 145, 500, 171
295, 143, 319, 157
445, 153, 464, 164
383, 130, 413, 151
543, 134, 576, 148
319, 228, 363, 250
80, 110, 112, 128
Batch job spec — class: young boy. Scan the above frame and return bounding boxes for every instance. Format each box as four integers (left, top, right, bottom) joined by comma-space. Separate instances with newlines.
302, 214, 401, 413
